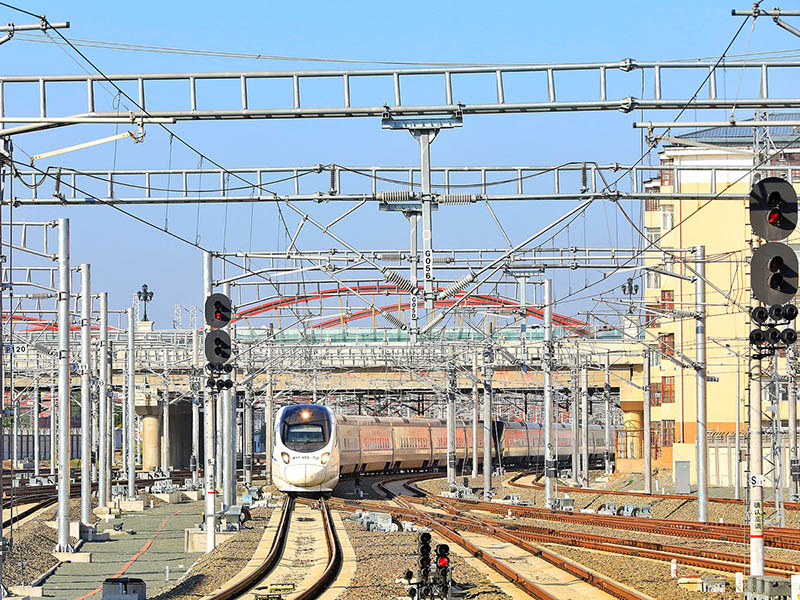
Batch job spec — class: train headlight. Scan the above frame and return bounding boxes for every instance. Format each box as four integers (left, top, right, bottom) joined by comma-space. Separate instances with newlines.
281, 452, 290, 464
320, 452, 330, 465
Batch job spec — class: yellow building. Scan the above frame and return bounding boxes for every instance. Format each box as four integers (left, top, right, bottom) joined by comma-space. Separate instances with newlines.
640, 116, 800, 485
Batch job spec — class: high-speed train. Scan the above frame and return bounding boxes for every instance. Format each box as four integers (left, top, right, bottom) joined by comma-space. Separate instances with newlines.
272, 404, 611, 495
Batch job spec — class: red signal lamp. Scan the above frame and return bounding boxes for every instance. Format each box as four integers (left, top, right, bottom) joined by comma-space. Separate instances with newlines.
768, 208, 782, 226
436, 556, 449, 568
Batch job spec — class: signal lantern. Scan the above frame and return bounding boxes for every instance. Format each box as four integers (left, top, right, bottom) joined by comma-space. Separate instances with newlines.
769, 304, 786, 321
751, 306, 769, 324
784, 304, 799, 321
765, 327, 782, 345
782, 329, 798, 345
434, 543, 450, 575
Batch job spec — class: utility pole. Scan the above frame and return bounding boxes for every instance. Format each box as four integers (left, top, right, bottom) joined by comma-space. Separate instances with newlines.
471, 352, 478, 479
202, 251, 216, 551
604, 351, 612, 475
643, 348, 652, 495
580, 363, 589, 487
126, 307, 136, 499
266, 353, 274, 487
80, 264, 91, 526
192, 328, 200, 488
98, 292, 108, 510
446, 364, 456, 489
543, 279, 555, 508
482, 322, 494, 499
162, 353, 170, 472
789, 348, 798, 500
571, 349, 579, 486
244, 384, 253, 486
695, 245, 708, 522
33, 384, 40, 478
749, 357, 764, 576
56, 218, 72, 552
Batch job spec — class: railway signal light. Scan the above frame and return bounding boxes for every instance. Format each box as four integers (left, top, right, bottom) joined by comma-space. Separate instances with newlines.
751, 243, 799, 306
204, 293, 232, 328
417, 532, 432, 579
749, 177, 797, 241
749, 303, 798, 349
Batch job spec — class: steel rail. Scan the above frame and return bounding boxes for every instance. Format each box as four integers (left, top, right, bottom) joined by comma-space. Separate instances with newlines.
294, 499, 343, 600
206, 496, 295, 600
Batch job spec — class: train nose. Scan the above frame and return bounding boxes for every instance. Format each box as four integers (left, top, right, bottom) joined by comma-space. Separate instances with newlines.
284, 463, 328, 486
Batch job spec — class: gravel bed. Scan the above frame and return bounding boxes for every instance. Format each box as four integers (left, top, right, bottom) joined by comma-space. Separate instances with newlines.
541, 543, 741, 599
151, 508, 272, 600
338, 520, 511, 600
4, 521, 78, 586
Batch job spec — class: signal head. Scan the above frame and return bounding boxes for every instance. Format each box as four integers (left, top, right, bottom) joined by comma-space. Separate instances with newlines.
435, 543, 450, 555
205, 293, 233, 328
216, 379, 226, 391
769, 304, 785, 321
406, 588, 416, 599
418, 542, 431, 555
784, 304, 799, 321
204, 330, 232, 365
224, 380, 233, 389
751, 242, 799, 305
404, 570, 414, 582
782, 328, 798, 345
418, 556, 431, 569
766, 327, 782, 345
436, 556, 450, 568
750, 177, 798, 241
751, 306, 769, 324
418, 532, 432, 544
206, 378, 216, 388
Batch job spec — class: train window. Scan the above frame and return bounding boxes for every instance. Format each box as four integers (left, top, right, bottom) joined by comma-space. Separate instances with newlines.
286, 424, 324, 443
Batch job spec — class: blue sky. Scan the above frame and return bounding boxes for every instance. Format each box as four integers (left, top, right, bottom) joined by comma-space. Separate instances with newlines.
0, 1, 795, 328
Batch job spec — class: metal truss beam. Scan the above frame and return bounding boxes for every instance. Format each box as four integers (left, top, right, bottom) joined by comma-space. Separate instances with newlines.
0, 59, 797, 134
10, 162, 790, 205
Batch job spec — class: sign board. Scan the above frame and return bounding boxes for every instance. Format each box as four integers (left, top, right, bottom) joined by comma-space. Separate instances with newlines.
750, 474, 766, 487
3, 344, 27, 354
706, 375, 720, 382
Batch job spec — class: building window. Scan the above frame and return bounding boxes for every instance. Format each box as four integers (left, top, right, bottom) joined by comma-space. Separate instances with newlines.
644, 303, 660, 328
662, 420, 675, 447
662, 377, 675, 404
660, 290, 674, 311
645, 227, 660, 247
645, 197, 660, 212
650, 382, 662, 407
659, 332, 675, 357
660, 158, 674, 187
661, 205, 675, 231
646, 270, 661, 290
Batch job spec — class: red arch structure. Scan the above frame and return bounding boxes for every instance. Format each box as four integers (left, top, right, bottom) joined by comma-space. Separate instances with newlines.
235, 284, 589, 336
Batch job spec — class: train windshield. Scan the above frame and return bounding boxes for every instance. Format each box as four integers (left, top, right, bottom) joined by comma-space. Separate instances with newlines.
281, 405, 331, 452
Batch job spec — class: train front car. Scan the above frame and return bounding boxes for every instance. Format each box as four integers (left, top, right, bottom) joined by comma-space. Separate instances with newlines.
273, 404, 339, 496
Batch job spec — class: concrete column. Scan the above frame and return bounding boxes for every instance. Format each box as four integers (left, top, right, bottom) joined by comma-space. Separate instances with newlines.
643, 349, 652, 494
571, 363, 579, 486
471, 352, 478, 479
141, 411, 161, 471
580, 365, 589, 487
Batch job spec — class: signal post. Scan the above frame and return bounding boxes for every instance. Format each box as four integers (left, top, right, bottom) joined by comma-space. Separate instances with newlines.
747, 178, 799, 576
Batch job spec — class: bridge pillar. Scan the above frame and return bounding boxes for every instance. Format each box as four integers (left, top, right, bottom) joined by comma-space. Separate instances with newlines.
140, 407, 161, 471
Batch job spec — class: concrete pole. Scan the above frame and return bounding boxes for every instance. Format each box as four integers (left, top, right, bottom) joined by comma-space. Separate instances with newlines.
12, 396, 18, 469
543, 279, 555, 508
162, 375, 170, 471
735, 356, 742, 501
789, 349, 798, 499
580, 365, 589, 487
571, 356, 579, 486
192, 329, 200, 488
749, 357, 764, 576
266, 358, 273, 487
446, 366, 456, 489
121, 360, 128, 480
56, 217, 72, 552
50, 369, 56, 476
604, 351, 612, 474
244, 385, 253, 486
222, 282, 233, 509
416, 129, 435, 313
215, 389, 223, 489
408, 214, 419, 341
98, 292, 108, 509
80, 264, 91, 525
34, 384, 40, 478
483, 323, 493, 499
127, 308, 136, 499
471, 352, 478, 479
643, 349, 652, 494
695, 245, 708, 522
203, 251, 216, 550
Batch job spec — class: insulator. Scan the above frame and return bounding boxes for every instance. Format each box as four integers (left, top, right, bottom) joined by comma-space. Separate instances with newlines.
438, 194, 476, 205
432, 256, 454, 264
329, 166, 336, 195
377, 252, 404, 261
581, 162, 588, 192
437, 274, 474, 300
383, 269, 416, 293
383, 312, 406, 330
378, 190, 413, 203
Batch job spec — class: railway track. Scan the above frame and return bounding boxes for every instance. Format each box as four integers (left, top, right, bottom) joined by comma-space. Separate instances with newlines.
507, 470, 800, 511
359, 479, 654, 600
325, 473, 800, 598
207, 496, 342, 600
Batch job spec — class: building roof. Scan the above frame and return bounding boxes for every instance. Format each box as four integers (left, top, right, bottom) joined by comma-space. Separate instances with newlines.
676, 112, 800, 146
